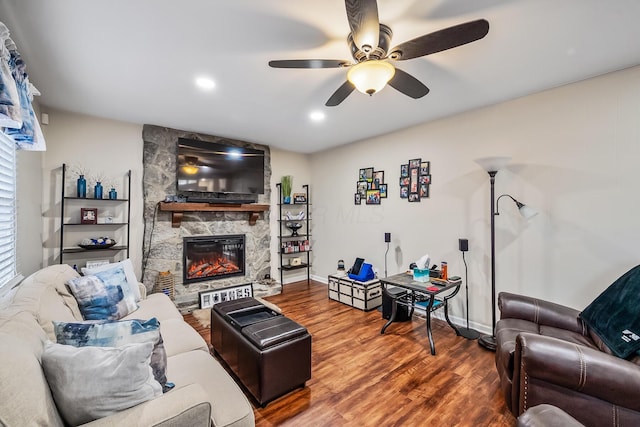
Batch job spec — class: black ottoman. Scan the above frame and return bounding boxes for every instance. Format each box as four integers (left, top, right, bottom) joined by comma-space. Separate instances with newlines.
211, 298, 312, 406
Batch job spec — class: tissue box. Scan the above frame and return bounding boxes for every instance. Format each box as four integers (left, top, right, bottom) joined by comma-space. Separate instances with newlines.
412, 268, 430, 282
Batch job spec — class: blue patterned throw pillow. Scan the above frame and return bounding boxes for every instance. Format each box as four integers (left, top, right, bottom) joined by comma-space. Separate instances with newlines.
54, 318, 170, 392
67, 265, 138, 320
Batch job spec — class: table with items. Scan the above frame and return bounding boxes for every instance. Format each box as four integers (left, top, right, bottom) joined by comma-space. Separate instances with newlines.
380, 272, 462, 355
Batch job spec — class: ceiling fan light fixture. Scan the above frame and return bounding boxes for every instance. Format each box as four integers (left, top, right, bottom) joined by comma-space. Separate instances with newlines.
182, 156, 199, 175
347, 60, 395, 96
182, 165, 199, 175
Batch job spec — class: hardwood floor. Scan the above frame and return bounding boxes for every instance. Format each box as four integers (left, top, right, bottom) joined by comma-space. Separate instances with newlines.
185, 280, 515, 427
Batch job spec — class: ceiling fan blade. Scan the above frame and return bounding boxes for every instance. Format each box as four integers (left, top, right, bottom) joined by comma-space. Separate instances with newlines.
387, 68, 429, 99
268, 59, 350, 69
325, 81, 355, 107
388, 19, 489, 61
345, 0, 379, 51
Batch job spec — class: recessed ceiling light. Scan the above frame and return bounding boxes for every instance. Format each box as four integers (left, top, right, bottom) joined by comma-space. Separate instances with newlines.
195, 77, 216, 90
309, 111, 325, 122
227, 149, 241, 159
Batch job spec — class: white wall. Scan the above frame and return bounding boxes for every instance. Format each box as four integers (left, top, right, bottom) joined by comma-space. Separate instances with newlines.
16, 99, 45, 279
310, 65, 640, 333
16, 149, 43, 277
39, 110, 144, 278
269, 147, 311, 283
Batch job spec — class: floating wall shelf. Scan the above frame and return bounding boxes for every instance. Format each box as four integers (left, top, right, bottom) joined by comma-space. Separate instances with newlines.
159, 202, 270, 227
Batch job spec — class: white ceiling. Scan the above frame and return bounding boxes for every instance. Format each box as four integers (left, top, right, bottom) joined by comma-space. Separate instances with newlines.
2, 0, 640, 153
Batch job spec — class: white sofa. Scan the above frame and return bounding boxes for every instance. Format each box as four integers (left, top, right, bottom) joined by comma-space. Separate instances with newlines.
0, 264, 255, 426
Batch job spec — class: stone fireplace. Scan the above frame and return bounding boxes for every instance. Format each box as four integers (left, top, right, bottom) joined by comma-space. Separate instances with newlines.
183, 234, 245, 284
141, 125, 280, 312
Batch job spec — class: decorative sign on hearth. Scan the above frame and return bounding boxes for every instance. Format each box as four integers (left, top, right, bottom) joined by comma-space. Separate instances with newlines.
355, 167, 387, 205
399, 159, 431, 202
198, 283, 253, 309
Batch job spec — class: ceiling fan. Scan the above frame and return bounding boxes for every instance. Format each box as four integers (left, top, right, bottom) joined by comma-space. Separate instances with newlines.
268, 0, 489, 106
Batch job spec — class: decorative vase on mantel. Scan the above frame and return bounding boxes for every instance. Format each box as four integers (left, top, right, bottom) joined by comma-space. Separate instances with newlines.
76, 175, 86, 198
108, 188, 117, 200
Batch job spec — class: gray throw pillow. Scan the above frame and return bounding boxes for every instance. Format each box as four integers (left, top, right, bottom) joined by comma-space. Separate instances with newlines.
42, 341, 162, 426
53, 317, 168, 391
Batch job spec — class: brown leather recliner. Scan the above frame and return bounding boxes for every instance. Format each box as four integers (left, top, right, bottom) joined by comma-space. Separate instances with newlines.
495, 291, 640, 427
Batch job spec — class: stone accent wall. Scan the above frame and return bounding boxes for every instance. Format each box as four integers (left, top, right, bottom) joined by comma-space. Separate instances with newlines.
141, 125, 280, 312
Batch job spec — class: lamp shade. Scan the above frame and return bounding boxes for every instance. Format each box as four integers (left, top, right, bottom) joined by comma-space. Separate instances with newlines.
474, 156, 511, 173
518, 204, 538, 220
347, 60, 395, 95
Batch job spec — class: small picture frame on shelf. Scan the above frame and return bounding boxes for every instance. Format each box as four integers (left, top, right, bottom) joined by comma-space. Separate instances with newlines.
81, 208, 97, 224
293, 193, 307, 204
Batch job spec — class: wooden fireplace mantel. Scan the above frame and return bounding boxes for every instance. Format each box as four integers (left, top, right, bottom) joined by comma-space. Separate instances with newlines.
159, 202, 270, 228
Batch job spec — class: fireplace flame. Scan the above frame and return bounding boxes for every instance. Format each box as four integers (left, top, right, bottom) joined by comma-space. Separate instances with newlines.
187, 256, 240, 279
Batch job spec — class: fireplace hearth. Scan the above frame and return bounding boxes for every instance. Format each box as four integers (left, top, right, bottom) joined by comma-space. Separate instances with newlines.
183, 235, 245, 284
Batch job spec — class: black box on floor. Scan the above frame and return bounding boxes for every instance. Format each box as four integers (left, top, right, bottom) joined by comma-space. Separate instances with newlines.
382, 287, 411, 321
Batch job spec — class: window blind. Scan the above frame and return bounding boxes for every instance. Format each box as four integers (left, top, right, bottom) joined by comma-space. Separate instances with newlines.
0, 132, 16, 288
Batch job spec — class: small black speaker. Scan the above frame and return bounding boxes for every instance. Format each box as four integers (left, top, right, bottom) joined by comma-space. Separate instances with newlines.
384, 232, 391, 243
459, 238, 469, 252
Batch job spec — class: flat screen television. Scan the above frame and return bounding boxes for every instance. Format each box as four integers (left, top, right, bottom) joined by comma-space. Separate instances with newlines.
176, 138, 265, 196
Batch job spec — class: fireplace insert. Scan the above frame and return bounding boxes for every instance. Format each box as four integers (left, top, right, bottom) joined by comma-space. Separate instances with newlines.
183, 234, 245, 284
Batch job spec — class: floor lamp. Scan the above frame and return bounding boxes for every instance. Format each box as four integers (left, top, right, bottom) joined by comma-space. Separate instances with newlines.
474, 157, 537, 351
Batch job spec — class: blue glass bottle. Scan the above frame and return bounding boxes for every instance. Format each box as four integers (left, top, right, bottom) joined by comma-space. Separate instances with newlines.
94, 181, 103, 199
108, 188, 117, 200
77, 175, 86, 198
